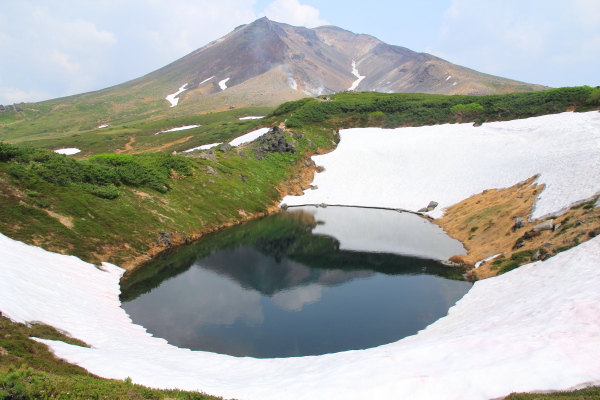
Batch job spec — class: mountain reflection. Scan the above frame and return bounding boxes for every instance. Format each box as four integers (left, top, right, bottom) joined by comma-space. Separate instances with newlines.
196, 245, 373, 296
121, 207, 465, 302
120, 207, 471, 358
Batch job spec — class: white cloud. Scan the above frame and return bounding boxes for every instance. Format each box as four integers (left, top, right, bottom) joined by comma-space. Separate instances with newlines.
263, 0, 328, 28
0, 0, 259, 103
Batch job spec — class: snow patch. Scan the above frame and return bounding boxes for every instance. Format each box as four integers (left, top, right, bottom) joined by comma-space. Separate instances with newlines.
0, 231, 599, 400
155, 125, 201, 135
183, 143, 221, 152
54, 148, 80, 155
453, 82, 457, 86
229, 127, 270, 146
97, 124, 109, 129
282, 111, 600, 220
446, 76, 452, 81
199, 76, 215, 85
348, 60, 366, 91
475, 253, 503, 268
165, 84, 188, 108
239, 116, 264, 120
219, 78, 230, 91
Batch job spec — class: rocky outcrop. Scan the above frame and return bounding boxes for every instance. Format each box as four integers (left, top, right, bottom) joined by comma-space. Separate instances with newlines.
418, 201, 439, 213
0, 105, 24, 113
255, 127, 296, 159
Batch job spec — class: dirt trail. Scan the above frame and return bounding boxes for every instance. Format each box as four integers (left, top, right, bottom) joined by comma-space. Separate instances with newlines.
117, 137, 136, 153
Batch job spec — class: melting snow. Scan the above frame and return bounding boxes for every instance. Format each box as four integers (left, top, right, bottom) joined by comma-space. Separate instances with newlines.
446, 76, 452, 81
165, 84, 188, 108
283, 111, 600, 220
97, 124, 109, 129
183, 143, 221, 152
200, 76, 215, 85
453, 82, 457, 86
229, 127, 270, 146
348, 60, 366, 91
0, 231, 599, 400
155, 125, 201, 135
54, 148, 81, 155
219, 78, 230, 91
239, 116, 264, 120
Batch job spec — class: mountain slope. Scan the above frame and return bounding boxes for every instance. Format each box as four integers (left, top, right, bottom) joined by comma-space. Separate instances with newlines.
0, 17, 549, 150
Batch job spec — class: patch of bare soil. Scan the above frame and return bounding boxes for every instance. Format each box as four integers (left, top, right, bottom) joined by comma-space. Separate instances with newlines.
437, 176, 600, 280
117, 136, 136, 153
44, 209, 74, 229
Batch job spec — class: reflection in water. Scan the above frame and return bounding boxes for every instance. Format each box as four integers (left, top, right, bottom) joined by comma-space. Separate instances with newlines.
121, 207, 471, 358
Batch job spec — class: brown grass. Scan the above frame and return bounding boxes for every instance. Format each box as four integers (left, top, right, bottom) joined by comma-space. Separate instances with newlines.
437, 176, 600, 280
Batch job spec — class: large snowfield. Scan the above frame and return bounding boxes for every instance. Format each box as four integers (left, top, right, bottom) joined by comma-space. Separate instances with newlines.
283, 111, 600, 219
1, 111, 599, 400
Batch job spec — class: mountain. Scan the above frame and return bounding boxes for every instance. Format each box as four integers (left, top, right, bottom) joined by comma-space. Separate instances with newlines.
120, 17, 547, 111
0, 17, 549, 151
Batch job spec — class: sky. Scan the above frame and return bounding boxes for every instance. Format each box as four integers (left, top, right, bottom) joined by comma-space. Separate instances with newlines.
1, 0, 599, 104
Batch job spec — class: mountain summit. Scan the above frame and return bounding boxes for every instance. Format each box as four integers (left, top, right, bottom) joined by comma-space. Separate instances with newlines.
132, 17, 546, 110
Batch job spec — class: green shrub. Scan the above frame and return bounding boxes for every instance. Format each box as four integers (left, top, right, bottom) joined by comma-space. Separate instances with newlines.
450, 103, 485, 119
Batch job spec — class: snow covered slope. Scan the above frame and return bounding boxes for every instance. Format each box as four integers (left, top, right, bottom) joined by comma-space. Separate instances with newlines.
283, 111, 600, 219
0, 231, 599, 400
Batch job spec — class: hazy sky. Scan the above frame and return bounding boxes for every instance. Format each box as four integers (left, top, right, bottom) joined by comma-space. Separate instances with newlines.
1, 0, 599, 104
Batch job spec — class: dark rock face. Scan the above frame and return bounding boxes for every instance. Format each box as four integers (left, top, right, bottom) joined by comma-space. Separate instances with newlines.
255, 128, 296, 159
220, 143, 232, 152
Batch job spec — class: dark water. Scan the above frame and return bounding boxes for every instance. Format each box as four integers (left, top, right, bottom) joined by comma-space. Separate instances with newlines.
121, 207, 471, 358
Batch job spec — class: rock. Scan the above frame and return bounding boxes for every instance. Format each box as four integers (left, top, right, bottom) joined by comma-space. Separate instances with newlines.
240, 174, 248, 183
304, 159, 311, 167
310, 185, 318, 190
513, 217, 525, 231
271, 126, 280, 133
280, 203, 288, 210
418, 207, 428, 213
532, 220, 553, 232
544, 242, 553, 247
553, 222, 561, 232
316, 166, 326, 173
206, 166, 217, 175
319, 203, 328, 208
512, 238, 525, 250
441, 260, 463, 268
219, 143, 232, 152
293, 132, 304, 139
427, 201, 438, 210
157, 231, 172, 247
531, 250, 541, 261
208, 179, 215, 184
589, 227, 600, 238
